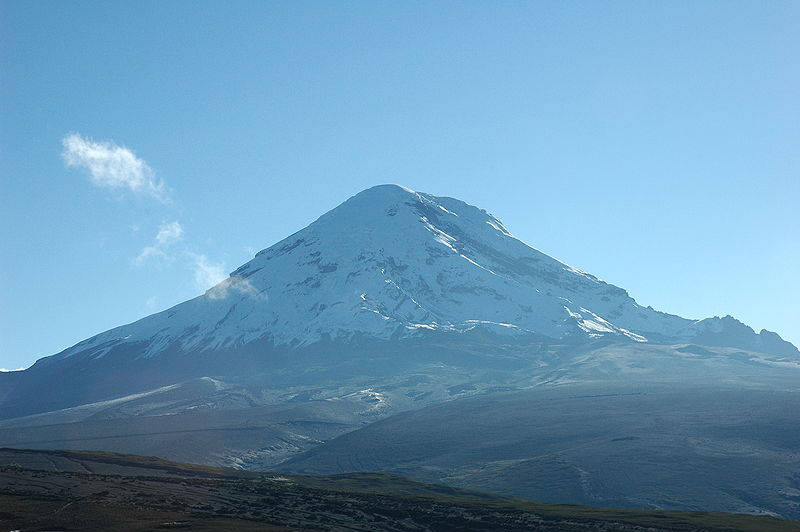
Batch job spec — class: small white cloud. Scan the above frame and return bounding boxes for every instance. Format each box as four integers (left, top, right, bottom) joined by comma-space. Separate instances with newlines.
155, 221, 183, 246
190, 253, 228, 291
134, 245, 167, 266
134, 221, 183, 266
145, 296, 159, 311
188, 253, 262, 300
62, 133, 168, 202
205, 275, 261, 300
0, 367, 24, 372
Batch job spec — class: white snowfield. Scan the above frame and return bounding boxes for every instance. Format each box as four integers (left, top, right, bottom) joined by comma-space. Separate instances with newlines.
48, 184, 794, 362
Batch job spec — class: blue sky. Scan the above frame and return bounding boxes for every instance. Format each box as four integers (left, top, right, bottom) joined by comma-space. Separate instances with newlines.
1, 2, 798, 370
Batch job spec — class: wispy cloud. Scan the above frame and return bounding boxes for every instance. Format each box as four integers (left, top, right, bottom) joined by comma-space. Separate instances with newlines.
186, 252, 260, 300
134, 221, 183, 266
155, 221, 183, 246
205, 275, 261, 300
62, 133, 168, 202
190, 253, 228, 291
134, 246, 168, 266
145, 296, 159, 312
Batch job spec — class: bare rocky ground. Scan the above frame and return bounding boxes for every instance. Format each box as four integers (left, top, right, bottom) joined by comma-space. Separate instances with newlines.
0, 448, 797, 532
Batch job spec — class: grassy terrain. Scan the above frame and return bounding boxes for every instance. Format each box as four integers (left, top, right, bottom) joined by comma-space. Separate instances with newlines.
1, 448, 798, 531
0, 495, 289, 532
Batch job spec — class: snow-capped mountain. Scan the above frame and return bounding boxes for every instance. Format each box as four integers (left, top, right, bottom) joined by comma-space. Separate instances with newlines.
38, 184, 797, 366
4, 185, 798, 514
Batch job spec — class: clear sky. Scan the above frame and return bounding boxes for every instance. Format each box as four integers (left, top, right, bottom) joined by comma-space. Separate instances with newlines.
1, 2, 798, 370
